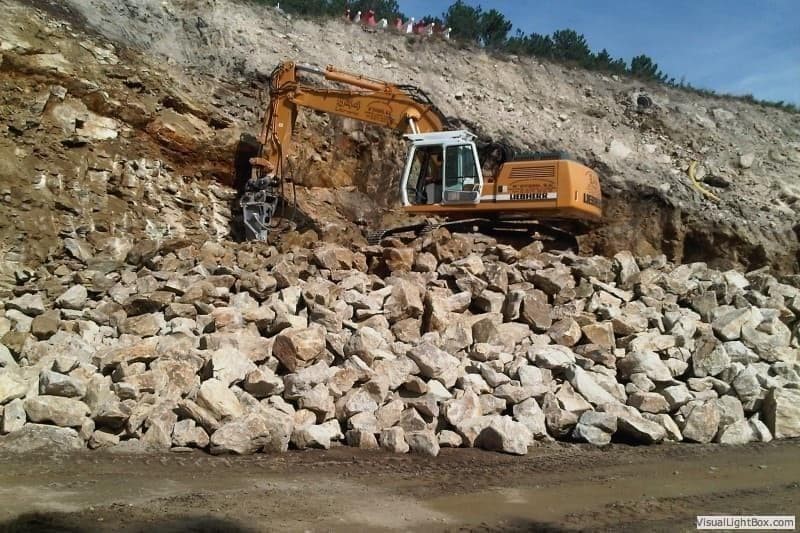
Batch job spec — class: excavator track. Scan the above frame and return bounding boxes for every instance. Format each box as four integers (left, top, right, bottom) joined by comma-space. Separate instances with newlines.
366, 217, 584, 251
366, 221, 432, 245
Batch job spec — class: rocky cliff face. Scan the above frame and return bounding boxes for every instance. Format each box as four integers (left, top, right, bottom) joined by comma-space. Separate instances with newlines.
0, 1, 247, 272
31, 0, 800, 273
0, 1, 798, 456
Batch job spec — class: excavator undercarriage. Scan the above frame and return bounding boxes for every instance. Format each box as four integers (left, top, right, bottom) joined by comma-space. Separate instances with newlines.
366, 216, 587, 252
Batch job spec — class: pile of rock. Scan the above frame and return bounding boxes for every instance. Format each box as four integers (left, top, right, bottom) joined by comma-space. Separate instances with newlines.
1, 229, 798, 455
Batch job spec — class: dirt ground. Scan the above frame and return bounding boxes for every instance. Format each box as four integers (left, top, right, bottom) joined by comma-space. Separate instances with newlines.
1, 440, 798, 533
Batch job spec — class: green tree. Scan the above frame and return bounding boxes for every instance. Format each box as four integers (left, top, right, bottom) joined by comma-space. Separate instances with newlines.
551, 29, 592, 65
593, 48, 627, 74
525, 32, 554, 57
628, 54, 667, 82
504, 30, 553, 57
443, 0, 483, 43
629, 54, 668, 82
479, 8, 512, 48
345, 0, 404, 20
421, 15, 444, 26
326, 0, 348, 16
504, 29, 528, 54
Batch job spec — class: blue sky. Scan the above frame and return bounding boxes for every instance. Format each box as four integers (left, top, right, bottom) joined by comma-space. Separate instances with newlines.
397, 0, 800, 104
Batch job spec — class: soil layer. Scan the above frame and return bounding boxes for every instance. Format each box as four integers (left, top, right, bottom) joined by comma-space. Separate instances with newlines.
1, 441, 798, 532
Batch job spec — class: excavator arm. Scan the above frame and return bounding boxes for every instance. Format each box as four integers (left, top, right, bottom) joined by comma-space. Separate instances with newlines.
242, 61, 449, 241
250, 61, 448, 175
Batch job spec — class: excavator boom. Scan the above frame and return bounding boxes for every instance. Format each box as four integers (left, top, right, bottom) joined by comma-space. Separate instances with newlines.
252, 62, 447, 174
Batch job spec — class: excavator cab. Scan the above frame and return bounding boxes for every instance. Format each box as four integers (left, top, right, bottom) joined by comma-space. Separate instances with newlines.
400, 131, 483, 207
399, 128, 603, 223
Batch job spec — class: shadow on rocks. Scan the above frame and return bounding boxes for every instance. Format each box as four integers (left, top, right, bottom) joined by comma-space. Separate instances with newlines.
0, 513, 257, 533
229, 132, 261, 241
233, 132, 260, 195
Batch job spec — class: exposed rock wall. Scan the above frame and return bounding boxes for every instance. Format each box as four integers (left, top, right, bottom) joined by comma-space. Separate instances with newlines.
0, 1, 246, 267
0, 2, 798, 457
46, 0, 800, 273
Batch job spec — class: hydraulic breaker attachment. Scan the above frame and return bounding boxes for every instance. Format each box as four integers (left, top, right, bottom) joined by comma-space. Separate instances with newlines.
241, 177, 280, 242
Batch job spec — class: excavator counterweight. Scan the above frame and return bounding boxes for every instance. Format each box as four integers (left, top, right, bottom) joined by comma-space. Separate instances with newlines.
242, 61, 602, 242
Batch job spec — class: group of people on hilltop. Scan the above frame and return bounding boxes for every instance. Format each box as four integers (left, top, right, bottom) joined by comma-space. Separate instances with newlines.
344, 8, 452, 40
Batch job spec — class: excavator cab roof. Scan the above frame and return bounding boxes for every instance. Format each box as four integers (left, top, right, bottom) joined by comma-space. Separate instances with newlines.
403, 130, 476, 145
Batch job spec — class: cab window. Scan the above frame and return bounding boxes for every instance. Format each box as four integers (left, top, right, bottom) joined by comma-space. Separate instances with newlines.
445, 145, 479, 191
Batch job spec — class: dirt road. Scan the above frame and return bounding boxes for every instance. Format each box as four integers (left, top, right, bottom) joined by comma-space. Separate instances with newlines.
1, 440, 798, 532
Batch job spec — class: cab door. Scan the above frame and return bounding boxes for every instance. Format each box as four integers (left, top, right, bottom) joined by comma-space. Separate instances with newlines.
400, 144, 445, 206
441, 143, 482, 205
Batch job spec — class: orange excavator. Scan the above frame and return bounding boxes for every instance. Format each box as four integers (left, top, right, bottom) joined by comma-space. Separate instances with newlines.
243, 61, 602, 242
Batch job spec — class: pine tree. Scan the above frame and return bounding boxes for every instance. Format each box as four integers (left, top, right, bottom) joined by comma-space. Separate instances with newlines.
593, 48, 627, 74
629, 55, 668, 82
479, 9, 512, 49
551, 29, 592, 66
346, 0, 404, 20
504, 30, 553, 57
443, 0, 483, 43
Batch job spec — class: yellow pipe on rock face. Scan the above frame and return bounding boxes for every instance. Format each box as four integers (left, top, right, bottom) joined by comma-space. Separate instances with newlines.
688, 161, 720, 202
